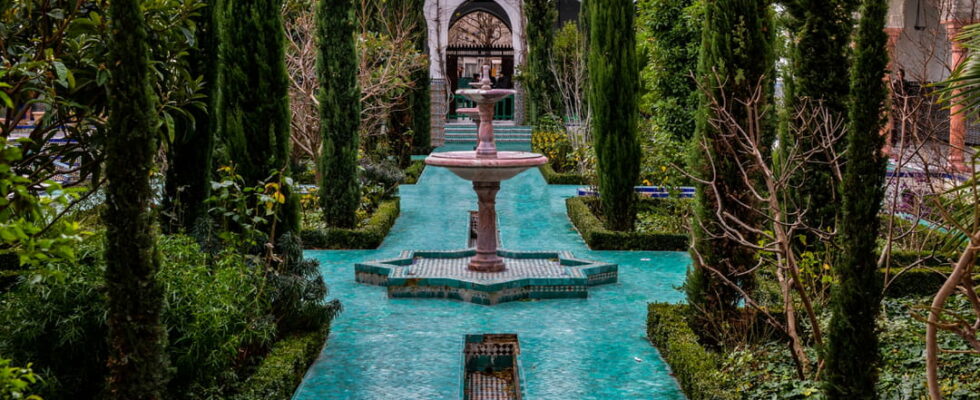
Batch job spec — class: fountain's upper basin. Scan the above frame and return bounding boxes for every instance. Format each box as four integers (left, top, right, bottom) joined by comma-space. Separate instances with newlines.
456, 88, 516, 104
425, 151, 548, 182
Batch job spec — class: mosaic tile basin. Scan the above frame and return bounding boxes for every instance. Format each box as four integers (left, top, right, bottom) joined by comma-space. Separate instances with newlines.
355, 249, 618, 305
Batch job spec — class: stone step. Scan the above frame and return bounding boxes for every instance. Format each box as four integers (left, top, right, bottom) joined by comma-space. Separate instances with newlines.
445, 138, 531, 143
445, 129, 532, 133
445, 134, 532, 138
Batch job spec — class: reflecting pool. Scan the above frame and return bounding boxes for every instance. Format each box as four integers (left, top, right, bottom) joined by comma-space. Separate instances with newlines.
294, 165, 688, 400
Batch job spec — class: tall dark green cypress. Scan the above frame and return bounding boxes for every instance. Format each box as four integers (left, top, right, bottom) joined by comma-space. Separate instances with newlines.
164, 0, 217, 232
216, 0, 299, 234
686, 0, 774, 331
586, 0, 640, 232
317, 0, 360, 229
783, 0, 857, 239
104, 0, 168, 395
824, 0, 888, 396
524, 0, 561, 122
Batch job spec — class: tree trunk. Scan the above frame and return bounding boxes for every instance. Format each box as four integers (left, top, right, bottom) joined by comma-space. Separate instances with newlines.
104, 0, 168, 396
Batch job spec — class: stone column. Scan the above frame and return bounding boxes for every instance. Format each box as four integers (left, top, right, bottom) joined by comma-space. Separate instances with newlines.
430, 79, 448, 147
513, 81, 526, 125
944, 20, 970, 172
882, 27, 903, 156
470, 181, 505, 272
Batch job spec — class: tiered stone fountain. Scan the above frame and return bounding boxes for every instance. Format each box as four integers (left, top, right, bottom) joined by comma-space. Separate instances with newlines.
426, 67, 548, 272
355, 66, 618, 305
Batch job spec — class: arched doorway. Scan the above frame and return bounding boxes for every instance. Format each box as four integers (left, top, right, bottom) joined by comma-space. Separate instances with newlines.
425, 0, 525, 145
446, 6, 515, 120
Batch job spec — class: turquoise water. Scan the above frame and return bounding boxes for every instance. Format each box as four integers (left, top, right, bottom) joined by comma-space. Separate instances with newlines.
294, 164, 690, 399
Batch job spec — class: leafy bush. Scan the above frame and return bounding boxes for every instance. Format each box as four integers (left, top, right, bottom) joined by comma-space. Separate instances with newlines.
402, 160, 426, 185
233, 329, 328, 400
639, 120, 692, 187
538, 164, 586, 185
532, 122, 574, 172
566, 197, 688, 250
301, 199, 399, 249
647, 303, 736, 400
0, 234, 337, 399
0, 358, 42, 400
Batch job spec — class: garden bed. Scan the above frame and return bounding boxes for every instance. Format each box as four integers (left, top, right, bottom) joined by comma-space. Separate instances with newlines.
538, 164, 587, 185
301, 199, 400, 249
648, 297, 980, 399
234, 328, 329, 400
566, 196, 688, 251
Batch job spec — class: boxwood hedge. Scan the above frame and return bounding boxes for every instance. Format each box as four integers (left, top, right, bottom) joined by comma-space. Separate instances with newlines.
539, 164, 587, 185
566, 196, 688, 250
301, 199, 400, 249
234, 328, 328, 400
647, 303, 736, 400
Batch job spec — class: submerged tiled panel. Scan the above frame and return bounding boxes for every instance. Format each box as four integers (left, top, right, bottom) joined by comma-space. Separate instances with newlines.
355, 249, 617, 305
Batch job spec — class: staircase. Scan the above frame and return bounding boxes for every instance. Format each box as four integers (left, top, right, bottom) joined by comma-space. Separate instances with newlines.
444, 123, 532, 145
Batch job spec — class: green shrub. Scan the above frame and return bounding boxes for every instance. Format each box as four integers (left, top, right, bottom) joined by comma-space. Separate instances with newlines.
233, 329, 327, 400
403, 160, 426, 185
566, 197, 688, 250
538, 164, 586, 185
0, 357, 43, 400
647, 303, 736, 400
301, 199, 400, 249
0, 235, 335, 399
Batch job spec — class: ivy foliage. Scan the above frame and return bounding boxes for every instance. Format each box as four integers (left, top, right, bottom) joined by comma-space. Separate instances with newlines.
636, 0, 703, 141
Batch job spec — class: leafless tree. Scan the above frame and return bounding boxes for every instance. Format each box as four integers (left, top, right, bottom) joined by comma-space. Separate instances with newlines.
282, 0, 427, 162
283, 8, 320, 167
449, 11, 511, 48
688, 76, 846, 379
549, 22, 591, 159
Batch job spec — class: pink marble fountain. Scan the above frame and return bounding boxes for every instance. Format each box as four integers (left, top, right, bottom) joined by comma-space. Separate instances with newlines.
426, 66, 548, 272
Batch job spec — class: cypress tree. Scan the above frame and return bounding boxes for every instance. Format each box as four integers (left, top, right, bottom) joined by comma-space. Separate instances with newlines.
164, 0, 217, 232
824, 0, 888, 396
783, 0, 857, 241
586, 0, 641, 231
686, 0, 774, 332
524, 0, 562, 122
317, 0, 360, 229
216, 0, 299, 234
104, 0, 168, 395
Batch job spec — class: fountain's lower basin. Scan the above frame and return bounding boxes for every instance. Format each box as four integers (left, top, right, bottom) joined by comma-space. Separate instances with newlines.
355, 250, 618, 305
425, 151, 548, 181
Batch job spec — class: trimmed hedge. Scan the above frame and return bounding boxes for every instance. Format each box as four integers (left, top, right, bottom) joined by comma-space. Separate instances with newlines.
301, 199, 400, 249
647, 303, 736, 400
234, 328, 328, 400
403, 160, 426, 184
566, 196, 688, 250
539, 164, 587, 185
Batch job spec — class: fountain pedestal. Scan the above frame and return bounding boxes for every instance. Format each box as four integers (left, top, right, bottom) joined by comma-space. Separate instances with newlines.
470, 181, 503, 272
